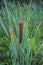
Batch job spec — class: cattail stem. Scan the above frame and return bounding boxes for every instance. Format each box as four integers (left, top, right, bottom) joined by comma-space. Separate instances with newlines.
20, 22, 23, 44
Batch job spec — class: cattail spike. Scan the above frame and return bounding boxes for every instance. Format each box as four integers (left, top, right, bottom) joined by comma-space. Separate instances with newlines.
20, 22, 23, 43
9, 24, 14, 43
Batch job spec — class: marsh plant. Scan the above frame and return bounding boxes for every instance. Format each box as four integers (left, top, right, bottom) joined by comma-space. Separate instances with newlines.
0, 0, 43, 65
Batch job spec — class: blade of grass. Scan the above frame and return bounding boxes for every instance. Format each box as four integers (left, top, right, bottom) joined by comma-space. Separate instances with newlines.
0, 17, 9, 37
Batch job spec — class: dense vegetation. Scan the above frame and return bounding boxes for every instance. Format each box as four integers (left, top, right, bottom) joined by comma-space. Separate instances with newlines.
0, 0, 43, 65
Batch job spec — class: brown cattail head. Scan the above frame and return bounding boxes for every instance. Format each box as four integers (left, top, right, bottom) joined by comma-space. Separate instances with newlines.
20, 22, 23, 43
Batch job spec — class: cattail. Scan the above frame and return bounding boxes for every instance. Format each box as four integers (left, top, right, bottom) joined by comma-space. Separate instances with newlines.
20, 22, 23, 43
9, 24, 14, 42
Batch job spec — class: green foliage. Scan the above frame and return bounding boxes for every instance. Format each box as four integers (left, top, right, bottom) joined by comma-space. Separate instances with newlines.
0, 37, 13, 65
0, 0, 43, 65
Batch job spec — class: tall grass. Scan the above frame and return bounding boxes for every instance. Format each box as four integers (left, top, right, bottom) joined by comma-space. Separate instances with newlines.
0, 0, 43, 65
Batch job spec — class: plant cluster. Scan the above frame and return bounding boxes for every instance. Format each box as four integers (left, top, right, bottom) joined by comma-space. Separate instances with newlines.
0, 0, 43, 65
